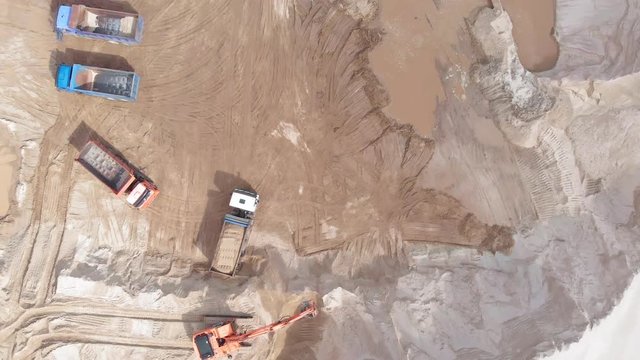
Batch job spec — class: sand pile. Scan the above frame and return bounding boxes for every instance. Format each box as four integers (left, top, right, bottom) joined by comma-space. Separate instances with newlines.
310, 5, 640, 359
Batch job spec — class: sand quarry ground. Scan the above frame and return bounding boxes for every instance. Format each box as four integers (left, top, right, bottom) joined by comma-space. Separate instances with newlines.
1, 0, 640, 359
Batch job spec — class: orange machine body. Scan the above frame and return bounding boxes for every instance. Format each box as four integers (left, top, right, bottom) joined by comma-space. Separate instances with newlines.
192, 301, 318, 359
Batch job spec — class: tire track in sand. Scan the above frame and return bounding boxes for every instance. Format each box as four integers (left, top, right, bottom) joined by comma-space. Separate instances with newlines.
13, 332, 192, 360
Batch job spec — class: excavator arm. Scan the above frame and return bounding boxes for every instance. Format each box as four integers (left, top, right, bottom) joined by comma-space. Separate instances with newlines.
226, 301, 318, 343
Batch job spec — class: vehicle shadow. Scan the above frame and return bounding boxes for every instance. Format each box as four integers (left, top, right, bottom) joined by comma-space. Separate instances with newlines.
49, 48, 135, 81
193, 171, 255, 270
68, 121, 156, 183
49, 0, 138, 27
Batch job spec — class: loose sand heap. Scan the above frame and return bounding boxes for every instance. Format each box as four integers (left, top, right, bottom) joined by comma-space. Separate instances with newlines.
0, 0, 639, 359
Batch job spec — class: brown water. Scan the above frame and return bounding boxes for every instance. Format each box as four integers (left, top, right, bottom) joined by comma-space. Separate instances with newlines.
369, 0, 490, 137
499, 0, 559, 71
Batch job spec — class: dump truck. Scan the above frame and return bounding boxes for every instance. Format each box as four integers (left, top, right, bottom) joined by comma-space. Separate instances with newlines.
209, 189, 260, 277
56, 4, 143, 44
192, 300, 318, 359
76, 140, 159, 209
56, 63, 140, 101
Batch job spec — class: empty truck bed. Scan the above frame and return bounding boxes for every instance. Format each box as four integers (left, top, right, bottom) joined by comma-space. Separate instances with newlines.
70, 5, 139, 38
77, 141, 134, 194
62, 64, 140, 101
73, 67, 135, 97
210, 215, 251, 275
93, 71, 135, 97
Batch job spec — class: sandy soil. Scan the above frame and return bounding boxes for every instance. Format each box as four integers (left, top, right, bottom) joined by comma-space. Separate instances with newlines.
546, 0, 640, 79
1, 0, 639, 360
0, 135, 17, 216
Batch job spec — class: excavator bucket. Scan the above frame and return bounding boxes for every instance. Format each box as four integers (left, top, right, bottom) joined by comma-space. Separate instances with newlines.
300, 300, 319, 318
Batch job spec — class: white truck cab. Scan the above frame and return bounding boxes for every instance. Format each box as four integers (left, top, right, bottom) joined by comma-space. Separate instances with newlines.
229, 189, 259, 213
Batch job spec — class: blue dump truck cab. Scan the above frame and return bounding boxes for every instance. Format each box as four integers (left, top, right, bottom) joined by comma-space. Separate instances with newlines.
56, 4, 143, 44
56, 64, 140, 102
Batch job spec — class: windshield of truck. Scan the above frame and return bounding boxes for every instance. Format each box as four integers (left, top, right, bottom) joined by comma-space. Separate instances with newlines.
132, 188, 152, 208
194, 334, 214, 359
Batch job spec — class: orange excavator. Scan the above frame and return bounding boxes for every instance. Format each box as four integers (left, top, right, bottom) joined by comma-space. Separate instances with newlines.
192, 300, 318, 359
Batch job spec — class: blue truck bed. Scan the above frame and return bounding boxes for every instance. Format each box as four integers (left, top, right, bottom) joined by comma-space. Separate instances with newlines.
56, 4, 143, 44
56, 64, 140, 101
209, 214, 252, 276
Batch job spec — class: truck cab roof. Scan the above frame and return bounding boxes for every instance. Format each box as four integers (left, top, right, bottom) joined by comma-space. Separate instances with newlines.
56, 64, 73, 90
229, 189, 259, 213
193, 333, 215, 359
126, 182, 152, 208
56, 5, 72, 31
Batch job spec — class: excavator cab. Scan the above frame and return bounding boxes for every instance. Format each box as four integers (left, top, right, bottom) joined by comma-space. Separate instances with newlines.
194, 333, 215, 359
193, 321, 236, 359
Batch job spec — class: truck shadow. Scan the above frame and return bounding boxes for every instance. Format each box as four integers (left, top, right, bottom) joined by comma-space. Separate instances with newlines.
49, 49, 135, 81
194, 171, 255, 270
68, 121, 157, 183
49, 0, 139, 27
193, 190, 225, 270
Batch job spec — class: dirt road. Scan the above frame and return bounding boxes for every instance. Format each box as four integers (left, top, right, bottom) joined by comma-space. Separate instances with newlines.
0, 0, 513, 358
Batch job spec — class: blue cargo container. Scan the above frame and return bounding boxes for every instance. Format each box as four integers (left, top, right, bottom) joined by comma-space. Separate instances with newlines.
56, 64, 140, 102
56, 4, 143, 44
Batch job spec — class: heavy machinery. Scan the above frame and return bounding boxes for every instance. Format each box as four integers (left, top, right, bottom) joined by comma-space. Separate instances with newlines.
192, 301, 318, 359
209, 189, 260, 277
76, 139, 159, 209
56, 63, 141, 102
56, 4, 144, 44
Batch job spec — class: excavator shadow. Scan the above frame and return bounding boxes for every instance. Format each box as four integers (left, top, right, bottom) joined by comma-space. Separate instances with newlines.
202, 312, 253, 330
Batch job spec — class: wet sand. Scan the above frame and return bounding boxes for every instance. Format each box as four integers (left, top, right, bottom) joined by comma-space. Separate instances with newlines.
369, 0, 491, 137
0, 146, 17, 216
499, 0, 559, 71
